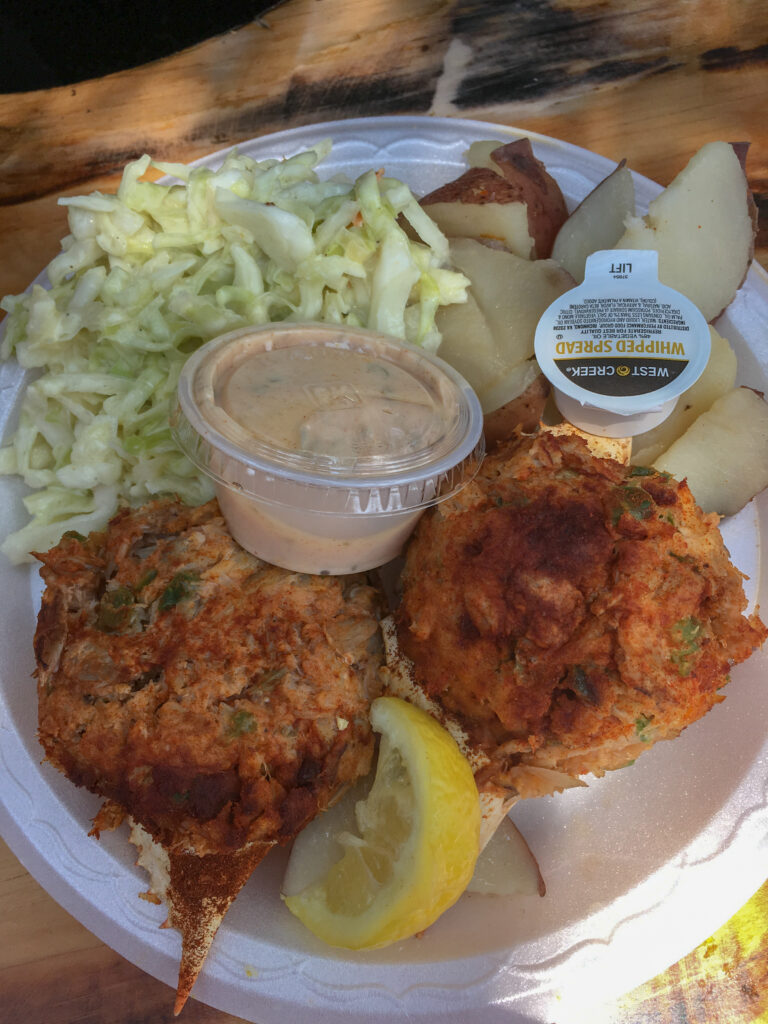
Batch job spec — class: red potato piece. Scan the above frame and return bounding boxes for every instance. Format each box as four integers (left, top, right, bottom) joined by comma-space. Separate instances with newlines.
421, 167, 535, 258
436, 238, 572, 411
465, 139, 509, 170
488, 139, 569, 259
653, 386, 768, 516
551, 161, 636, 282
483, 371, 551, 448
433, 290, 508, 395
631, 326, 738, 467
422, 165, 526, 206
421, 139, 568, 259
616, 141, 757, 323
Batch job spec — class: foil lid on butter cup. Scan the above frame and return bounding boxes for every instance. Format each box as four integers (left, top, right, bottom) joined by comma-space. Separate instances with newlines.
535, 250, 711, 437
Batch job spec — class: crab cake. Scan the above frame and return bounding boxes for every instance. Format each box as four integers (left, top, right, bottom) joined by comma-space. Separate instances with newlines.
392, 429, 766, 800
34, 497, 383, 1009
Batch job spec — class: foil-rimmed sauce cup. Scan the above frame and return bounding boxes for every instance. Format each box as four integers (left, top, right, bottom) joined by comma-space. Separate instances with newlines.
535, 250, 711, 438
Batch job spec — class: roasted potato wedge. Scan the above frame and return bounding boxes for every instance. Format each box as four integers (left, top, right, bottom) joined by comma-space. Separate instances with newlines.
654, 386, 768, 516
436, 238, 572, 410
616, 142, 757, 322
422, 138, 568, 259
551, 161, 635, 282
631, 327, 738, 466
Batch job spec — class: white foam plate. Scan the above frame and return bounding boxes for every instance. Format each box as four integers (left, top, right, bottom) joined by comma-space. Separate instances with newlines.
1, 116, 766, 1023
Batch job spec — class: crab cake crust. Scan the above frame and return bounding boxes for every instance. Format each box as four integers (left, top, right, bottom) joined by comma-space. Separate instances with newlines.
36, 499, 383, 856
396, 431, 766, 785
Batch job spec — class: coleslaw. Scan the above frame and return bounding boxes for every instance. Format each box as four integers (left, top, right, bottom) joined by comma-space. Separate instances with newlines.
0, 142, 469, 562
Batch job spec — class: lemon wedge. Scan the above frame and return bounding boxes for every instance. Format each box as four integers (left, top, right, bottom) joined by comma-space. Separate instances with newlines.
283, 695, 481, 949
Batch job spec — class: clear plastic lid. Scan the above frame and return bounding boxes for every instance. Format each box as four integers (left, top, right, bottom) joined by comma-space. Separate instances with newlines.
171, 323, 485, 516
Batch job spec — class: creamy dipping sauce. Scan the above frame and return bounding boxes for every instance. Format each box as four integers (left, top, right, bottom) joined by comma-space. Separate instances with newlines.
173, 324, 484, 574
213, 345, 445, 461
218, 487, 422, 576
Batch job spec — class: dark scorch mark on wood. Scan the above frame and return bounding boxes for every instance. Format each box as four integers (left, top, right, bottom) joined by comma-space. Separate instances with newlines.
448, 0, 679, 107
1, 67, 437, 206
700, 43, 768, 71
0, 146, 164, 206
194, 69, 438, 149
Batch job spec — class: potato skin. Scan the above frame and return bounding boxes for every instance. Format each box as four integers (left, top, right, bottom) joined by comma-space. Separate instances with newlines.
731, 141, 759, 271
422, 166, 527, 206
489, 139, 568, 258
421, 138, 567, 258
483, 373, 550, 446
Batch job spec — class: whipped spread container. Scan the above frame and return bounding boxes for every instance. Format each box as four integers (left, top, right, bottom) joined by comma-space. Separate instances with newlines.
172, 323, 484, 574
535, 250, 711, 437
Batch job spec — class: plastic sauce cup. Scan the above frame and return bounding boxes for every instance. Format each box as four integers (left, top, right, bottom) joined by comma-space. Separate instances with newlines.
535, 250, 711, 438
171, 323, 484, 574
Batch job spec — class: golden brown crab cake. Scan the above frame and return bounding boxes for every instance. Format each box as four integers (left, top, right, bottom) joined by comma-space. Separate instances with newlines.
34, 497, 383, 1010
392, 430, 766, 800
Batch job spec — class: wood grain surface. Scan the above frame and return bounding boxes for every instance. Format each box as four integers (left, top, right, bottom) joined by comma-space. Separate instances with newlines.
1, 1, 767, 1022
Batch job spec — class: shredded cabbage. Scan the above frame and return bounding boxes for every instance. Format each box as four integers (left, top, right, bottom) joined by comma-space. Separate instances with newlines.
0, 143, 469, 562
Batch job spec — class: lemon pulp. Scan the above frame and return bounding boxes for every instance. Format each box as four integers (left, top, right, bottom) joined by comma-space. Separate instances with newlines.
283, 695, 481, 949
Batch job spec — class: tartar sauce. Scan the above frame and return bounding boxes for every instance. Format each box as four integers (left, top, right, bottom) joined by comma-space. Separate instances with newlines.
173, 324, 483, 574
213, 344, 446, 461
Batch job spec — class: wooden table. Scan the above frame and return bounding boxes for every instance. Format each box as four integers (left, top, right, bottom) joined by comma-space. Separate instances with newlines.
1, 1, 766, 1021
